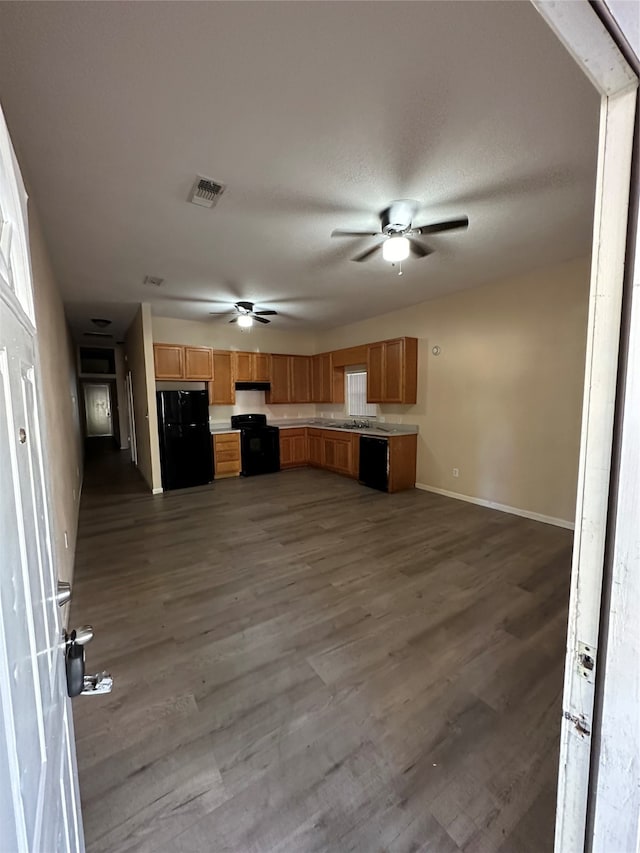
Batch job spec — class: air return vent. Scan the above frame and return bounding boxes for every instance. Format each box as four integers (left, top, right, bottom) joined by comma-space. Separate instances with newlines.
83, 331, 113, 339
188, 175, 226, 208
143, 275, 164, 287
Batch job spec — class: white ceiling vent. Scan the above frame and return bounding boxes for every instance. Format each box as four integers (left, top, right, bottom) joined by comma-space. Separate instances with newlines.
188, 176, 226, 208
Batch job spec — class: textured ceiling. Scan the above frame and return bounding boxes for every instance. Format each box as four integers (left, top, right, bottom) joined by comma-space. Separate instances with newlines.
0, 1, 600, 340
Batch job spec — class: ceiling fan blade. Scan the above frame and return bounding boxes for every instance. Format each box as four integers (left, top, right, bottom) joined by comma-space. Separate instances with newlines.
352, 244, 382, 262
409, 238, 433, 258
253, 316, 270, 324
254, 310, 277, 316
228, 317, 238, 324
413, 216, 469, 235
331, 229, 380, 238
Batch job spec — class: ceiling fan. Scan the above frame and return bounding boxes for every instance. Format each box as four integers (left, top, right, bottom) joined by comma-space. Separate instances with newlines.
210, 301, 278, 327
331, 199, 469, 264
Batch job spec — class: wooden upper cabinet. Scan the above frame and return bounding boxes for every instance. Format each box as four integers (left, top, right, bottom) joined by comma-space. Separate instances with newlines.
154, 344, 184, 379
184, 346, 213, 380
234, 352, 253, 383
290, 356, 311, 403
366, 342, 384, 402
234, 351, 272, 383
312, 353, 333, 403
268, 354, 291, 403
154, 343, 213, 380
383, 339, 404, 402
208, 351, 235, 405
367, 337, 417, 404
253, 352, 271, 382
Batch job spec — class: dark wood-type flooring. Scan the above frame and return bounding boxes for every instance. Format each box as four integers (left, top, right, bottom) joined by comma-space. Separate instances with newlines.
71, 444, 572, 852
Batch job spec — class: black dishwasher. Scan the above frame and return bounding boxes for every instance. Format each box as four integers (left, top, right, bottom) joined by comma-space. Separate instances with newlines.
359, 435, 389, 492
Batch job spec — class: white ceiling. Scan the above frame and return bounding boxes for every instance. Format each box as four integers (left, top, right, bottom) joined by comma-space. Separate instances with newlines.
0, 1, 600, 341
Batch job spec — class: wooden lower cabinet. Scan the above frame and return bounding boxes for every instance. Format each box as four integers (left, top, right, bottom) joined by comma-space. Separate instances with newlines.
280, 427, 414, 491
279, 429, 308, 468
388, 434, 418, 492
322, 432, 357, 477
213, 433, 241, 478
307, 429, 324, 467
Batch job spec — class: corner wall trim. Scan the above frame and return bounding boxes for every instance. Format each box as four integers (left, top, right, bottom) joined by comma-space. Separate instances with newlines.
414, 482, 575, 530
152, 487, 163, 495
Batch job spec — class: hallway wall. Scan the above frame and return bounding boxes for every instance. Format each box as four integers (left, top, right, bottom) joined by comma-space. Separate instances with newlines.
125, 304, 162, 491
29, 204, 83, 584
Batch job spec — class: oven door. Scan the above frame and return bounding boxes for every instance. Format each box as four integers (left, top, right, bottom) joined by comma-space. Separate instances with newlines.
240, 428, 281, 475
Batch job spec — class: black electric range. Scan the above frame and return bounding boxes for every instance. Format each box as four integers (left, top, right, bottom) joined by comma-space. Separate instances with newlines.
231, 413, 280, 476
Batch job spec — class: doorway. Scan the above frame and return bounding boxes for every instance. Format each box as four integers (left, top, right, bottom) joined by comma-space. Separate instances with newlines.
82, 382, 114, 439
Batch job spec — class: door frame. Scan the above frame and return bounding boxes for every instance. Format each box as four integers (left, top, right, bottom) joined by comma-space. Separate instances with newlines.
530, 2, 638, 850
80, 379, 115, 440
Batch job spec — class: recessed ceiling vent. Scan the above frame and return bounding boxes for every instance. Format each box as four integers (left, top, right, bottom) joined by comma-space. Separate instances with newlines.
83, 331, 113, 339
143, 275, 164, 287
188, 175, 226, 208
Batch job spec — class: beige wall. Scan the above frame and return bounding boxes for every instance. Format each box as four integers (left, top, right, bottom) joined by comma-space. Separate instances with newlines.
125, 304, 162, 491
318, 256, 590, 523
29, 205, 83, 584
152, 315, 319, 355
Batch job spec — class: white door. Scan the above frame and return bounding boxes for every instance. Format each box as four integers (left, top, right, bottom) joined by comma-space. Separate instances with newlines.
83, 382, 112, 437
0, 106, 84, 850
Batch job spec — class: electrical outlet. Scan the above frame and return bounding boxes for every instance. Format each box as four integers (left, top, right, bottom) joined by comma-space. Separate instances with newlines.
452, 468, 459, 478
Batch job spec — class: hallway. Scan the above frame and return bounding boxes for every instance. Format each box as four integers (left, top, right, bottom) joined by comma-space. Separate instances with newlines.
70, 447, 570, 852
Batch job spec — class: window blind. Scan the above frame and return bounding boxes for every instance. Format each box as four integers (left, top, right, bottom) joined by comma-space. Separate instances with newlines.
346, 371, 377, 418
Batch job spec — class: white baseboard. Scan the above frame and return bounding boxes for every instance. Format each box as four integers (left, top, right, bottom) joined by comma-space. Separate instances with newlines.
152, 487, 163, 495
414, 483, 575, 530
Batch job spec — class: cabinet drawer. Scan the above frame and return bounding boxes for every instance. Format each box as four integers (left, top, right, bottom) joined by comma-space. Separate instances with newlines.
216, 460, 241, 476
216, 448, 240, 463
214, 433, 240, 445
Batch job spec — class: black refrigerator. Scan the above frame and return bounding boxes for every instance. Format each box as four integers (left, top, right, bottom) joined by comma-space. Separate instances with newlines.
156, 390, 214, 490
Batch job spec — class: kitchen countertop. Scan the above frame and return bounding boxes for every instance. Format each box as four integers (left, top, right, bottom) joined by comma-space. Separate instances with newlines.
210, 419, 418, 437
272, 419, 418, 437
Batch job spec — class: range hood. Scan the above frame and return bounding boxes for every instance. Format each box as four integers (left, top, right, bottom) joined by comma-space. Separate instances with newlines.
235, 381, 271, 392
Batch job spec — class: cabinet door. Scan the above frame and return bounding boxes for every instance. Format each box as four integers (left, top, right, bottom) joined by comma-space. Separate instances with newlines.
184, 346, 213, 380
308, 430, 324, 466
279, 433, 293, 467
312, 353, 332, 403
367, 343, 384, 402
253, 353, 271, 382
268, 355, 291, 403
332, 437, 352, 475
383, 339, 404, 402
234, 352, 253, 383
311, 355, 323, 402
154, 344, 184, 379
323, 436, 336, 470
209, 351, 235, 405
291, 433, 308, 466
290, 356, 311, 403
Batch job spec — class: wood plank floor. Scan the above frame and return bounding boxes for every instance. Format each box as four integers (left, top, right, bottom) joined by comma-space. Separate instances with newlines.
71, 445, 572, 853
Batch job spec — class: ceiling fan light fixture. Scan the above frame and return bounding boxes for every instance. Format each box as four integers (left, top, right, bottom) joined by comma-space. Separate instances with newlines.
382, 236, 410, 263
237, 314, 253, 328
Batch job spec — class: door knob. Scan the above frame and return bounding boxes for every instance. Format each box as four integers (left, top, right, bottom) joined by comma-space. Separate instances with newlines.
56, 580, 72, 607
65, 633, 85, 698
73, 625, 94, 646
